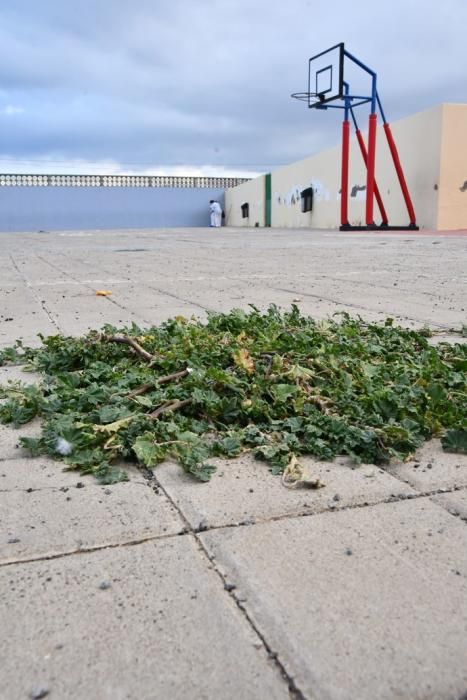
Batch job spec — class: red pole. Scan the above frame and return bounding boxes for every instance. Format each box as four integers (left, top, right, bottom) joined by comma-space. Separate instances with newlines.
365, 113, 377, 226
341, 119, 350, 226
383, 123, 417, 226
355, 129, 388, 225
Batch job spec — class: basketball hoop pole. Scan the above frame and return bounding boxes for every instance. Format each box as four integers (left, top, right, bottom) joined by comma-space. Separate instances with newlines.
377, 94, 417, 227
343, 51, 378, 227
350, 106, 388, 225
340, 83, 350, 227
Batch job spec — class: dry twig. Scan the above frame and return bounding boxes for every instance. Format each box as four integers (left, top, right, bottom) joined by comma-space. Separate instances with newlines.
148, 398, 192, 420
127, 368, 190, 398
100, 334, 156, 362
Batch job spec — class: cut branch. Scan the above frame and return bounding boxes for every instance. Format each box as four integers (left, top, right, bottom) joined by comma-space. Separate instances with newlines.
158, 368, 190, 385
127, 383, 153, 399
148, 398, 192, 420
100, 334, 156, 362
127, 368, 190, 399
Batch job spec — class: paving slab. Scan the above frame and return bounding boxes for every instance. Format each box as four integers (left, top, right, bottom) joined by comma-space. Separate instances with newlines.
0, 536, 287, 700
156, 454, 416, 529
0, 287, 59, 344
201, 498, 467, 700
0, 418, 43, 461
0, 455, 146, 491
0, 365, 41, 385
0, 479, 184, 564
384, 439, 467, 491
431, 487, 467, 521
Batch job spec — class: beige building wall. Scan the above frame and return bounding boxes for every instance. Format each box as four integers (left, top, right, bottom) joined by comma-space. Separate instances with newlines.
225, 103, 466, 231
225, 175, 265, 227
371, 104, 442, 229
438, 104, 467, 230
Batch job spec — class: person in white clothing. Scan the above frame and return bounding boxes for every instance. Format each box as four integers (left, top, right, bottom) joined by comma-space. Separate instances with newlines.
209, 200, 222, 227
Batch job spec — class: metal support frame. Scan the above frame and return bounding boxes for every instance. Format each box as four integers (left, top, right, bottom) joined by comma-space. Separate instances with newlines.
377, 93, 417, 227
350, 106, 388, 225
293, 44, 419, 231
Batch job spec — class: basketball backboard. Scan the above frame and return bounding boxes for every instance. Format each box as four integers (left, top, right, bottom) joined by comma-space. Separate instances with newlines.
307, 42, 344, 108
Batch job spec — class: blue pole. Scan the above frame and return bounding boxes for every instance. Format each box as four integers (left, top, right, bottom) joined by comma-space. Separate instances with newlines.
344, 49, 377, 113
376, 92, 388, 124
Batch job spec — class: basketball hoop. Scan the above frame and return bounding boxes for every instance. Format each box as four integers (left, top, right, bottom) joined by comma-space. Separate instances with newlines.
291, 43, 419, 230
291, 92, 327, 109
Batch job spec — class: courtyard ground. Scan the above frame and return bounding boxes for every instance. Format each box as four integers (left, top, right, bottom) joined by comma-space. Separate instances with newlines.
1, 226, 466, 700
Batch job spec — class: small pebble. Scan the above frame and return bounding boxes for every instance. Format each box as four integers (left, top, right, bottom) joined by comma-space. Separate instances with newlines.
76, 482, 85, 489
98, 581, 112, 590
333, 494, 341, 502
30, 687, 49, 699
345, 548, 353, 556
7, 537, 20, 544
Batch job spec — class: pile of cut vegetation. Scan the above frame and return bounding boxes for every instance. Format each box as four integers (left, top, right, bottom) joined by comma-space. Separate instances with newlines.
0, 306, 465, 484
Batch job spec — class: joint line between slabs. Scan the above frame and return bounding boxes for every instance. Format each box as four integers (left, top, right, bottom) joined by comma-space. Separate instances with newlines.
8, 254, 63, 333
0, 527, 191, 569
53, 251, 216, 316
147, 471, 309, 700
34, 253, 155, 326
270, 285, 454, 330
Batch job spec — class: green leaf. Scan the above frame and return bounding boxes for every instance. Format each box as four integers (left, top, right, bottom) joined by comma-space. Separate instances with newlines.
132, 395, 154, 407
19, 436, 43, 456
214, 435, 242, 457
270, 384, 299, 403
133, 435, 166, 468
442, 430, 467, 454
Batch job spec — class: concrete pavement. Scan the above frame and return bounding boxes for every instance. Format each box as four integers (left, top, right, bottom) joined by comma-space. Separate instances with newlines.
0, 227, 466, 700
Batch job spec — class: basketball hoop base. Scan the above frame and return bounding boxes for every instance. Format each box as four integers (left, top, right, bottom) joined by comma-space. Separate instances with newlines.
339, 223, 420, 231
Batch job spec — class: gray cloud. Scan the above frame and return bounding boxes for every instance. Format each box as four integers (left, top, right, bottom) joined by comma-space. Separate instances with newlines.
0, 0, 465, 174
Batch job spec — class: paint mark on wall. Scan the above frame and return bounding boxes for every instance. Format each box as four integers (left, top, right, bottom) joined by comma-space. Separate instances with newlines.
276, 180, 332, 208
350, 184, 366, 198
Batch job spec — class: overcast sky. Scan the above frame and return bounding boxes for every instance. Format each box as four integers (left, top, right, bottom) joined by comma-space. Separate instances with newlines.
0, 0, 465, 176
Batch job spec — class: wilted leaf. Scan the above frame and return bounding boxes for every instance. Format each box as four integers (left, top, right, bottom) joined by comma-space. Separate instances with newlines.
281, 454, 325, 490
233, 348, 255, 374
94, 416, 134, 434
